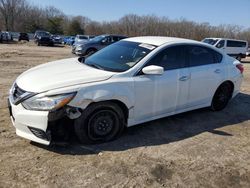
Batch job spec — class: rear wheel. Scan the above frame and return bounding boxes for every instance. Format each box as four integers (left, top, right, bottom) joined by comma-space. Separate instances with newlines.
211, 82, 233, 111
74, 102, 125, 144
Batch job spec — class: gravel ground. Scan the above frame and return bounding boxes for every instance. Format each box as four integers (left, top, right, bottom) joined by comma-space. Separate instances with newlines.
0, 42, 250, 188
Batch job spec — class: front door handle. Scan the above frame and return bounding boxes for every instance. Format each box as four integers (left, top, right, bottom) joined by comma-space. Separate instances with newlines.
214, 69, 221, 74
179, 76, 190, 81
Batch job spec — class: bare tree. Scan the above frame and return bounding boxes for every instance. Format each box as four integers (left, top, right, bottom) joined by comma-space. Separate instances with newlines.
0, 0, 27, 31
0, 0, 249, 42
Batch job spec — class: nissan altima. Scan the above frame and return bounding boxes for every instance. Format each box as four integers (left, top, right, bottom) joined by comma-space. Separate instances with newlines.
8, 36, 243, 145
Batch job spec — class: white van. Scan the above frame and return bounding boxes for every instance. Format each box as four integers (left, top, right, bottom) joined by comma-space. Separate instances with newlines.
202, 38, 248, 61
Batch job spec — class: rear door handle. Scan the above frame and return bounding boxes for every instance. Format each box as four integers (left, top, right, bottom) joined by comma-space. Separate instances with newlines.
214, 69, 221, 74
179, 76, 190, 81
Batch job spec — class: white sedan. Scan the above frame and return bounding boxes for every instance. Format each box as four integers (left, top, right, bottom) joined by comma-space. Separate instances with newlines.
8, 36, 243, 145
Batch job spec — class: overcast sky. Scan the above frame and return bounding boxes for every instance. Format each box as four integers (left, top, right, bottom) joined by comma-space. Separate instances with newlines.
29, 0, 250, 28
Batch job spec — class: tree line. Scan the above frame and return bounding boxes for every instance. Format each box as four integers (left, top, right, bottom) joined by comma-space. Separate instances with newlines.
0, 0, 250, 42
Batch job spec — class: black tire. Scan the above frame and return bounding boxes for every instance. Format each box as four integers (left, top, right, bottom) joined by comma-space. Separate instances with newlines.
211, 82, 233, 111
86, 48, 97, 57
74, 102, 125, 144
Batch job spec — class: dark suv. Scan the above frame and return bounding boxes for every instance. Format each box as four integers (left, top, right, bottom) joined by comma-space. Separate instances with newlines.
34, 30, 54, 46
19, 33, 29, 42
74, 34, 127, 56
0, 31, 2, 43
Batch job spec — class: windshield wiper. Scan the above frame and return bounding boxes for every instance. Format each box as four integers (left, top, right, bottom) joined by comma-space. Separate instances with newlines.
78, 57, 104, 70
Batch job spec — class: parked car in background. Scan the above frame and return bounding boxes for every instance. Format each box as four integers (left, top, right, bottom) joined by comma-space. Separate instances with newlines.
75, 35, 95, 44
1, 31, 13, 42
34, 30, 46, 40
202, 38, 248, 61
75, 34, 127, 56
18, 32, 29, 42
64, 36, 75, 45
72, 35, 96, 54
51, 35, 63, 44
34, 31, 54, 46
63, 36, 69, 44
0, 31, 2, 43
8, 36, 243, 145
246, 48, 250, 56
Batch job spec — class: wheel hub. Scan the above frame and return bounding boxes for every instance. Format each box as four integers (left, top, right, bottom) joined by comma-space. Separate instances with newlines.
92, 113, 114, 136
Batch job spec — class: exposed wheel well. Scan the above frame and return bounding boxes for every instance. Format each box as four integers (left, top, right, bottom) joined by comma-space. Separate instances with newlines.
218, 80, 234, 96
86, 100, 129, 123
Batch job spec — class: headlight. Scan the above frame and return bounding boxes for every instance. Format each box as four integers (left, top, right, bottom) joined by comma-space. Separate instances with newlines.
76, 45, 85, 50
22, 92, 76, 111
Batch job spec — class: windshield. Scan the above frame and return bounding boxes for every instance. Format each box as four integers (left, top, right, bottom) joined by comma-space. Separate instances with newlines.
37, 32, 50, 37
202, 39, 218, 45
78, 36, 88, 39
84, 41, 156, 72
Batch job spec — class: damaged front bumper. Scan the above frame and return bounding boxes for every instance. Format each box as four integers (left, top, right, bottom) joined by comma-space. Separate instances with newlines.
8, 98, 79, 145
8, 98, 51, 145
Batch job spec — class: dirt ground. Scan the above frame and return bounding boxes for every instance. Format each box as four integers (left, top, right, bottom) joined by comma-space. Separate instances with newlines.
0, 42, 250, 188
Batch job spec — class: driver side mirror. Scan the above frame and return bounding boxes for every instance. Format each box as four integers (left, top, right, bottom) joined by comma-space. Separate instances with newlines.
142, 65, 164, 75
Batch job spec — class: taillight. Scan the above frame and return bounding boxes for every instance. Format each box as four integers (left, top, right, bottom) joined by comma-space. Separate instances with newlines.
236, 64, 244, 74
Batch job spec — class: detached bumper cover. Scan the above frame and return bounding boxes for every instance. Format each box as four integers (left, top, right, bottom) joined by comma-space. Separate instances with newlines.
8, 98, 51, 145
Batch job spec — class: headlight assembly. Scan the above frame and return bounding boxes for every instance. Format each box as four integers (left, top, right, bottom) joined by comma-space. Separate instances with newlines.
22, 92, 76, 111
76, 45, 85, 50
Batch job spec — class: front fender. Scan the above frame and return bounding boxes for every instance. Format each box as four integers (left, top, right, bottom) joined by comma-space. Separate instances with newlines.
68, 82, 135, 111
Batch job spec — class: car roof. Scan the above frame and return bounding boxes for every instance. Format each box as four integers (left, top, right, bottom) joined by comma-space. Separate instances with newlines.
123, 36, 199, 46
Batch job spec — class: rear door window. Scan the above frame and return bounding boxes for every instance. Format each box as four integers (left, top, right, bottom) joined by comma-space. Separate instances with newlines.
187, 45, 222, 67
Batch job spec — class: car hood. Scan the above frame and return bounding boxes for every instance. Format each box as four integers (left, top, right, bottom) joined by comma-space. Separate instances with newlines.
16, 58, 114, 93
74, 41, 88, 47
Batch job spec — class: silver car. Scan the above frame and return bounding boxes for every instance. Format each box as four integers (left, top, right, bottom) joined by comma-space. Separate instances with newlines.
75, 34, 127, 56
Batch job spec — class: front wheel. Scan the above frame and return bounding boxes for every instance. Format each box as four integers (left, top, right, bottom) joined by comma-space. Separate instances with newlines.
211, 83, 233, 111
74, 102, 125, 144
86, 49, 97, 57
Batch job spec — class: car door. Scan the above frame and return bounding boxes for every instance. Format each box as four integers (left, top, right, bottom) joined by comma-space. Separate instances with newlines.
133, 45, 190, 122
186, 45, 224, 108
